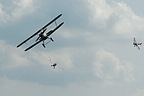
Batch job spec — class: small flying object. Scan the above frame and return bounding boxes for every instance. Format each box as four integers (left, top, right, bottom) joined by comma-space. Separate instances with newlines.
51, 63, 57, 69
133, 37, 142, 50
48, 57, 57, 69
51, 62, 64, 70
17, 14, 64, 51
48, 57, 63, 70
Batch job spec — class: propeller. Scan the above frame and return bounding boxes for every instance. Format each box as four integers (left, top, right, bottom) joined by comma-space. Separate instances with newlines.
35, 28, 47, 42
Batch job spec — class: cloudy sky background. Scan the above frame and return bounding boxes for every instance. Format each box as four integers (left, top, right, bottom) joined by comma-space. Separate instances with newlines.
0, 0, 144, 96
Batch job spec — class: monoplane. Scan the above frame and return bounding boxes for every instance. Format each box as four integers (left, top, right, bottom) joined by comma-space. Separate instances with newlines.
17, 14, 64, 51
133, 37, 142, 50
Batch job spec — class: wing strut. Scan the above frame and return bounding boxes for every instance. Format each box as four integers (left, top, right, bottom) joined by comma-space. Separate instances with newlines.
46, 22, 64, 36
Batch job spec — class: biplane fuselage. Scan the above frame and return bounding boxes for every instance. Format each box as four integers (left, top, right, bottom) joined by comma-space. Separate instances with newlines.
39, 33, 48, 41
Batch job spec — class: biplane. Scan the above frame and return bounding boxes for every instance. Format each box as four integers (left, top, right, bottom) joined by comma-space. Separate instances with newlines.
133, 37, 142, 50
17, 14, 64, 51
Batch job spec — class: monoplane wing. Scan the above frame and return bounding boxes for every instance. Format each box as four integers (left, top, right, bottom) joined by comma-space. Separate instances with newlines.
17, 14, 62, 48
25, 40, 42, 51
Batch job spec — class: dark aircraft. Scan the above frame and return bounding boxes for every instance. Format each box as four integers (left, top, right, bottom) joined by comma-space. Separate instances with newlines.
51, 62, 64, 70
17, 14, 64, 51
51, 63, 57, 69
133, 37, 142, 50
48, 57, 63, 70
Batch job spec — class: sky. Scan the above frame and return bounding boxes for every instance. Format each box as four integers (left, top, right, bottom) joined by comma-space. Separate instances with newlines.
1, 0, 144, 96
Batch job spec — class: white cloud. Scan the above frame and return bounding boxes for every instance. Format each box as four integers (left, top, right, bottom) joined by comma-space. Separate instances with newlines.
0, 0, 144, 96
112, 2, 144, 35
86, 0, 144, 36
0, 0, 38, 24
0, 77, 99, 96
0, 39, 74, 72
11, 0, 37, 20
93, 49, 134, 83
28, 49, 74, 70
0, 40, 29, 71
134, 89, 144, 96
0, 77, 51, 96
0, 3, 9, 23
87, 0, 113, 27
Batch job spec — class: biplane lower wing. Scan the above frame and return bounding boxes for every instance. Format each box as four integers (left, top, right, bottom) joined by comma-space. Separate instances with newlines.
17, 30, 41, 48
25, 40, 42, 51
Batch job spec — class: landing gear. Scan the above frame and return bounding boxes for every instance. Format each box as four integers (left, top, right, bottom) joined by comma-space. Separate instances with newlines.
49, 37, 54, 42
42, 41, 46, 48
42, 43, 46, 48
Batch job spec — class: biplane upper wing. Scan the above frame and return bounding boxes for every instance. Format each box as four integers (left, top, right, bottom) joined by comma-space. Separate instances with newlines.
17, 14, 62, 48
25, 40, 42, 51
